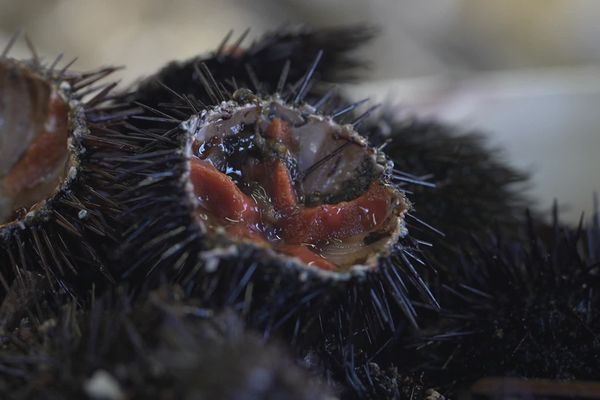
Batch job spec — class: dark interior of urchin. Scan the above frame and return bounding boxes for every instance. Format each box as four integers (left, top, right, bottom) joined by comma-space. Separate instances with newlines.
188, 100, 405, 272
0, 60, 70, 225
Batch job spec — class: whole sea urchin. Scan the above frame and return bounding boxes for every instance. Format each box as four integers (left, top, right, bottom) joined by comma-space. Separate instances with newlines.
94, 34, 442, 396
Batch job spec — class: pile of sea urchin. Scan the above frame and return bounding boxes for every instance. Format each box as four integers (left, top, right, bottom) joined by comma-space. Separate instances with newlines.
1, 27, 598, 400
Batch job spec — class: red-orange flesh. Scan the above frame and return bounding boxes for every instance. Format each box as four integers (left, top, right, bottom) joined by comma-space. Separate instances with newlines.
0, 82, 69, 228
190, 158, 259, 223
2, 92, 69, 198
190, 118, 394, 271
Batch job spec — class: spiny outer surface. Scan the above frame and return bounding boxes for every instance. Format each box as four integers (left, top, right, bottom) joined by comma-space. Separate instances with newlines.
363, 113, 530, 265
412, 207, 600, 393
131, 25, 376, 110
0, 42, 130, 301
103, 31, 440, 397
116, 89, 436, 350
0, 285, 331, 400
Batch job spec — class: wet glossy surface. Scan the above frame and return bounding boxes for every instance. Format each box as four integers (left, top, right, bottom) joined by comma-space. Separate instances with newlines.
189, 106, 405, 272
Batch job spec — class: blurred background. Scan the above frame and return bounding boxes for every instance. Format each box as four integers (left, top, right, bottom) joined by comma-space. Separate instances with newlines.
1, 0, 599, 224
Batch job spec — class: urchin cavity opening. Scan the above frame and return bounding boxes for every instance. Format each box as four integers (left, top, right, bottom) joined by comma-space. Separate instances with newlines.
0, 60, 70, 225
185, 95, 408, 272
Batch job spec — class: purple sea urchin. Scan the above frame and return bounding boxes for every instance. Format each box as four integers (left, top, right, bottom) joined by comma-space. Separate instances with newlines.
0, 34, 127, 300
116, 54, 438, 304
95, 30, 442, 396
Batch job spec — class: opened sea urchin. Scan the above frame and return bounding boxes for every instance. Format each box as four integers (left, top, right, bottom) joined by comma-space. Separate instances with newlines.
111, 59, 440, 397
186, 92, 409, 273
0, 36, 125, 301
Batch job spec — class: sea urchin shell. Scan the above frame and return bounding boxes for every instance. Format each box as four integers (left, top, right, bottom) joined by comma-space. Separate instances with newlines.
185, 92, 410, 273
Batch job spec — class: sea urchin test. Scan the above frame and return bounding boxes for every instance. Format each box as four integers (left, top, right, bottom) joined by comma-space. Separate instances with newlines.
0, 59, 70, 225
184, 91, 409, 272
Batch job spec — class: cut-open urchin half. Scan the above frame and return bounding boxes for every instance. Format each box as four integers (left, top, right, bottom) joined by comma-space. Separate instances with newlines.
0, 34, 128, 301
185, 90, 409, 274
114, 46, 440, 364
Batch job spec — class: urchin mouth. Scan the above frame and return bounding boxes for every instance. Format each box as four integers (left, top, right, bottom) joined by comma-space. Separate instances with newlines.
0, 60, 71, 225
184, 94, 409, 272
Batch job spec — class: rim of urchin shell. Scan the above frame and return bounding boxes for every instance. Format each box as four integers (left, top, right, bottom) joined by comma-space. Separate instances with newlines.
0, 33, 129, 298
178, 94, 410, 279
